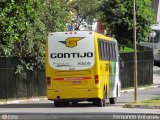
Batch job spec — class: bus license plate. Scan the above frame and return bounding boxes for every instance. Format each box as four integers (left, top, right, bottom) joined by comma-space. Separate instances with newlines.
73, 81, 81, 85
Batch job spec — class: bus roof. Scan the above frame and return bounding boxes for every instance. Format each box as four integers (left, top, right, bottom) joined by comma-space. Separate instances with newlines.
49, 31, 114, 41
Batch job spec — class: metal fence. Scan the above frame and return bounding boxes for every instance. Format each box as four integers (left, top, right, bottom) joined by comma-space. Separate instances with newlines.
0, 57, 46, 100
120, 50, 153, 89
0, 50, 153, 100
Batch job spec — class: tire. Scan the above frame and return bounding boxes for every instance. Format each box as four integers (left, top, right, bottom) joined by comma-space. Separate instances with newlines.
72, 101, 78, 106
94, 90, 106, 107
103, 89, 107, 106
54, 101, 69, 107
94, 98, 103, 107
54, 101, 62, 107
109, 98, 117, 104
109, 85, 118, 104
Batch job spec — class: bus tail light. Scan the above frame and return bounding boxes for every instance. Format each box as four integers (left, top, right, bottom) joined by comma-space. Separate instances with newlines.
95, 75, 99, 85
46, 77, 51, 86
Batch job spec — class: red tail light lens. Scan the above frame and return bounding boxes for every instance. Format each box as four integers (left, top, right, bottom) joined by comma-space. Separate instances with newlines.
46, 77, 51, 86
95, 75, 99, 85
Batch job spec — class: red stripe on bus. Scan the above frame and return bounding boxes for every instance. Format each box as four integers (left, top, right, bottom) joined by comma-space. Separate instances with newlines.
82, 77, 91, 79
53, 78, 64, 80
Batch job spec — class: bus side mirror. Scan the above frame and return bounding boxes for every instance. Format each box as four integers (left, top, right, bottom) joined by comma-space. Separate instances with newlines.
119, 59, 124, 70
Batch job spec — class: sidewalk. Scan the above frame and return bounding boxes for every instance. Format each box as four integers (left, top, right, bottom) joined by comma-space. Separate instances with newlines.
0, 97, 47, 105
124, 66, 160, 109
121, 84, 160, 93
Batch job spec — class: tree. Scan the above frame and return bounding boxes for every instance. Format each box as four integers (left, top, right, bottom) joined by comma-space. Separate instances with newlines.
41, 0, 71, 32
0, 0, 71, 72
0, 0, 31, 55
100, 0, 155, 46
69, 0, 100, 30
0, 0, 46, 71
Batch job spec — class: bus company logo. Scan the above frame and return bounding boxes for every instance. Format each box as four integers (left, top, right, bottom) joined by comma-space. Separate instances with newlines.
59, 37, 85, 48
1, 114, 8, 120
1, 114, 18, 120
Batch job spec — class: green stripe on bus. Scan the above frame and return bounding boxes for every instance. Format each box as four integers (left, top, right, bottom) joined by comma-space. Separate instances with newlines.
110, 62, 116, 91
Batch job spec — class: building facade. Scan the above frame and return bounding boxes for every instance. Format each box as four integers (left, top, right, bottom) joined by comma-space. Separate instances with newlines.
152, 0, 160, 23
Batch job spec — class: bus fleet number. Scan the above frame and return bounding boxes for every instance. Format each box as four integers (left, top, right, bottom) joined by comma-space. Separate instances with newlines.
78, 62, 91, 66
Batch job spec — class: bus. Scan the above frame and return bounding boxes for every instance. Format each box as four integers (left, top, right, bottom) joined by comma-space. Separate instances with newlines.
140, 23, 160, 64
46, 31, 121, 107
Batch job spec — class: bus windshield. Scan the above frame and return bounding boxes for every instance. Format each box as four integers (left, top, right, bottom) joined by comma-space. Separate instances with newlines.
48, 32, 95, 70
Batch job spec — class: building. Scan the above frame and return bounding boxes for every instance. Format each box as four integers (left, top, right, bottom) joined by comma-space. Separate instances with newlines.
151, 0, 160, 23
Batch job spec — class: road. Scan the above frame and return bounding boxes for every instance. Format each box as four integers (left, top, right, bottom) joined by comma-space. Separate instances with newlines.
0, 66, 159, 120
0, 87, 160, 120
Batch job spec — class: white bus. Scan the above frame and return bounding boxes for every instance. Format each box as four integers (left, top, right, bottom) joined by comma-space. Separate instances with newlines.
140, 23, 160, 63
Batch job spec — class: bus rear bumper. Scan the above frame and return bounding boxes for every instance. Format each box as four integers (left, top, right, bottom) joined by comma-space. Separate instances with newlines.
47, 88, 100, 101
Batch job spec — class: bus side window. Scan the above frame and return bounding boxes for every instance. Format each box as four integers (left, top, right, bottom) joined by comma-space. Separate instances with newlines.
103, 41, 107, 59
98, 41, 102, 59
109, 43, 113, 60
112, 43, 117, 61
101, 41, 105, 59
105, 42, 109, 60
111, 43, 114, 60
106, 42, 109, 60
99, 41, 105, 60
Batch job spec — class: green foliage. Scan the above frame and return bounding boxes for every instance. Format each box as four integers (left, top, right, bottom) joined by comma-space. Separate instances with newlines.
41, 0, 70, 32
100, 0, 155, 46
0, 0, 70, 72
70, 0, 100, 30
0, 0, 46, 70
120, 46, 134, 53
0, 0, 31, 53
1, 0, 155, 72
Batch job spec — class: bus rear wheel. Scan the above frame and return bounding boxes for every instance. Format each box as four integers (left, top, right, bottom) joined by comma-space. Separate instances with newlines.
109, 86, 118, 104
94, 90, 106, 107
54, 101, 69, 107
72, 101, 78, 106
102, 89, 107, 107
94, 98, 103, 107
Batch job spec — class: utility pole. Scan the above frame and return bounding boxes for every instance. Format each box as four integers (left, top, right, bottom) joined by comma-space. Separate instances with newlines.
133, 0, 138, 103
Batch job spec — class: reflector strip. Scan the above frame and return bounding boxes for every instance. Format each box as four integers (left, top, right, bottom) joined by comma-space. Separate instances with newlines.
53, 77, 91, 81
53, 78, 64, 80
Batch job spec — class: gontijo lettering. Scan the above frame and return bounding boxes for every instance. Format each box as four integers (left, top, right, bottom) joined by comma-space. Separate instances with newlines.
50, 52, 93, 58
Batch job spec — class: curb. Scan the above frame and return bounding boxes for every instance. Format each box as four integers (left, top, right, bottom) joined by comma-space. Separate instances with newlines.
121, 85, 160, 93
0, 97, 47, 105
124, 104, 160, 109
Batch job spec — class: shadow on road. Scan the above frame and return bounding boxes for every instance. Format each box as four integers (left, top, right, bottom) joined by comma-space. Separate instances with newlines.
0, 103, 54, 108
0, 102, 97, 108
0, 102, 124, 108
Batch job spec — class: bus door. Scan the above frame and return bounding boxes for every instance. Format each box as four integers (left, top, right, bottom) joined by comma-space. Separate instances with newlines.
98, 40, 110, 92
